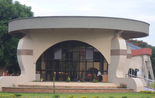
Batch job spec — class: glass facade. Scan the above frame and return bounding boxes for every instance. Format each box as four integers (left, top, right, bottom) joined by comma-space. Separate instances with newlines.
36, 41, 108, 81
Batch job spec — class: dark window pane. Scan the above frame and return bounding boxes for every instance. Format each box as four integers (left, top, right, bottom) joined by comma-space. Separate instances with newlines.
47, 60, 53, 69
94, 52, 100, 60
62, 49, 70, 59
80, 61, 85, 71
94, 61, 100, 71
55, 44, 61, 48
73, 51, 79, 60
36, 58, 41, 71
46, 48, 54, 59
86, 49, 93, 60
71, 42, 77, 48
66, 61, 70, 70
86, 60, 93, 71
62, 42, 70, 48
61, 61, 66, 70
72, 61, 79, 70
78, 43, 86, 48
54, 60, 60, 70
79, 49, 85, 60
47, 71, 53, 81
54, 49, 62, 59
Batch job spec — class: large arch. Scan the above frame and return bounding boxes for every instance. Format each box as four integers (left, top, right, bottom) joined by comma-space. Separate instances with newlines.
30, 29, 114, 64
36, 40, 108, 81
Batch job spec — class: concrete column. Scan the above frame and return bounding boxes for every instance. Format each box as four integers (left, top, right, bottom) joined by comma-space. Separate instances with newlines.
17, 33, 35, 81
108, 35, 143, 92
0, 33, 35, 91
109, 36, 127, 80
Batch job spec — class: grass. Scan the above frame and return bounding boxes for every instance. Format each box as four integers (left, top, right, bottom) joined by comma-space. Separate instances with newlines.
0, 92, 155, 98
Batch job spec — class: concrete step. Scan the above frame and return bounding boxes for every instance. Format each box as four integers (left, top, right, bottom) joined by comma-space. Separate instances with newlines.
2, 87, 134, 93
140, 78, 147, 86
18, 84, 118, 88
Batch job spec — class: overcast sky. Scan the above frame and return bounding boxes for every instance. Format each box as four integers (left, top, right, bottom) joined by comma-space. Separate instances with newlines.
13, 0, 155, 46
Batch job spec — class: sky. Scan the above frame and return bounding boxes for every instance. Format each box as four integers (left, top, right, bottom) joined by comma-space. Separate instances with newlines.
13, 0, 155, 46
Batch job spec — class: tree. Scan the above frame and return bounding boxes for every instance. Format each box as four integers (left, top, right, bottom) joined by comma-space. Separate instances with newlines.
0, 0, 33, 74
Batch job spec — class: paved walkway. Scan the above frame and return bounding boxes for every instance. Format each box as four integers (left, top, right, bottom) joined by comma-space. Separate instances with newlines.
19, 82, 118, 87
143, 87, 155, 91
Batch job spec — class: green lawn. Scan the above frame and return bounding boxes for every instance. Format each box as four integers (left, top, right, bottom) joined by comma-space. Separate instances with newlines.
0, 92, 155, 98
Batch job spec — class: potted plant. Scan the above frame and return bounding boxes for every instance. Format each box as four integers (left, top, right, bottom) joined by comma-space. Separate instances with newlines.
40, 77, 44, 82
66, 76, 70, 82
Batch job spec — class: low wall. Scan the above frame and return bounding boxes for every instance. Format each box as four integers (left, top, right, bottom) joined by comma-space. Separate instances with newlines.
2, 87, 133, 93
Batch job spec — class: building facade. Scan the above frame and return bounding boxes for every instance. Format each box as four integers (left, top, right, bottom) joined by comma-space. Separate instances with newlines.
0, 16, 150, 92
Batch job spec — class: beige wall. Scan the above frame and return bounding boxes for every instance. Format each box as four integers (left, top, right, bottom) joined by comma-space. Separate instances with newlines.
30, 29, 114, 64
130, 55, 154, 80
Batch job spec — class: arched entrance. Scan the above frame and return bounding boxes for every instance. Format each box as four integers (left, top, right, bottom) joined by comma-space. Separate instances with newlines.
36, 41, 108, 81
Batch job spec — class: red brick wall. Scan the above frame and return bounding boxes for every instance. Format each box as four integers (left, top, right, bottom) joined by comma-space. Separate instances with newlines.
2, 87, 133, 93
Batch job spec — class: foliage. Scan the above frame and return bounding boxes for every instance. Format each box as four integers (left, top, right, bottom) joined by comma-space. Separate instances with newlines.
13, 93, 22, 97
80, 79, 85, 82
53, 94, 60, 98
13, 84, 15, 87
122, 96, 127, 98
147, 82, 155, 89
0, 0, 33, 74
117, 83, 127, 88
92, 79, 98, 83
80, 96, 87, 98
109, 96, 115, 98
68, 95, 75, 98
140, 90, 152, 94
66, 76, 70, 82
127, 39, 155, 78
40, 77, 44, 82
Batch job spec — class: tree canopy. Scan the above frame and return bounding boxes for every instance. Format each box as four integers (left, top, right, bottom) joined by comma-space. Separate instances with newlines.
0, 0, 33, 74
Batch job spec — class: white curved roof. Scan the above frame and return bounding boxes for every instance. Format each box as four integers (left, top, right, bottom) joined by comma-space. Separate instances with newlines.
8, 16, 149, 39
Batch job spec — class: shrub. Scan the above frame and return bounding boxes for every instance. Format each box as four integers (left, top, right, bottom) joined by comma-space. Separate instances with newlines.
13, 84, 16, 87
66, 76, 71, 82
13, 93, 22, 97
40, 77, 45, 82
68, 95, 75, 98
152, 91, 155, 94
146, 91, 152, 94
80, 96, 87, 98
140, 90, 152, 94
53, 94, 60, 98
93, 79, 98, 83
120, 83, 127, 88
140, 90, 145, 93
122, 96, 127, 98
81, 79, 85, 82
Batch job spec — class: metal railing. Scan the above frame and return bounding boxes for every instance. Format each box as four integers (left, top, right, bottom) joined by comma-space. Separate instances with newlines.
126, 74, 155, 91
